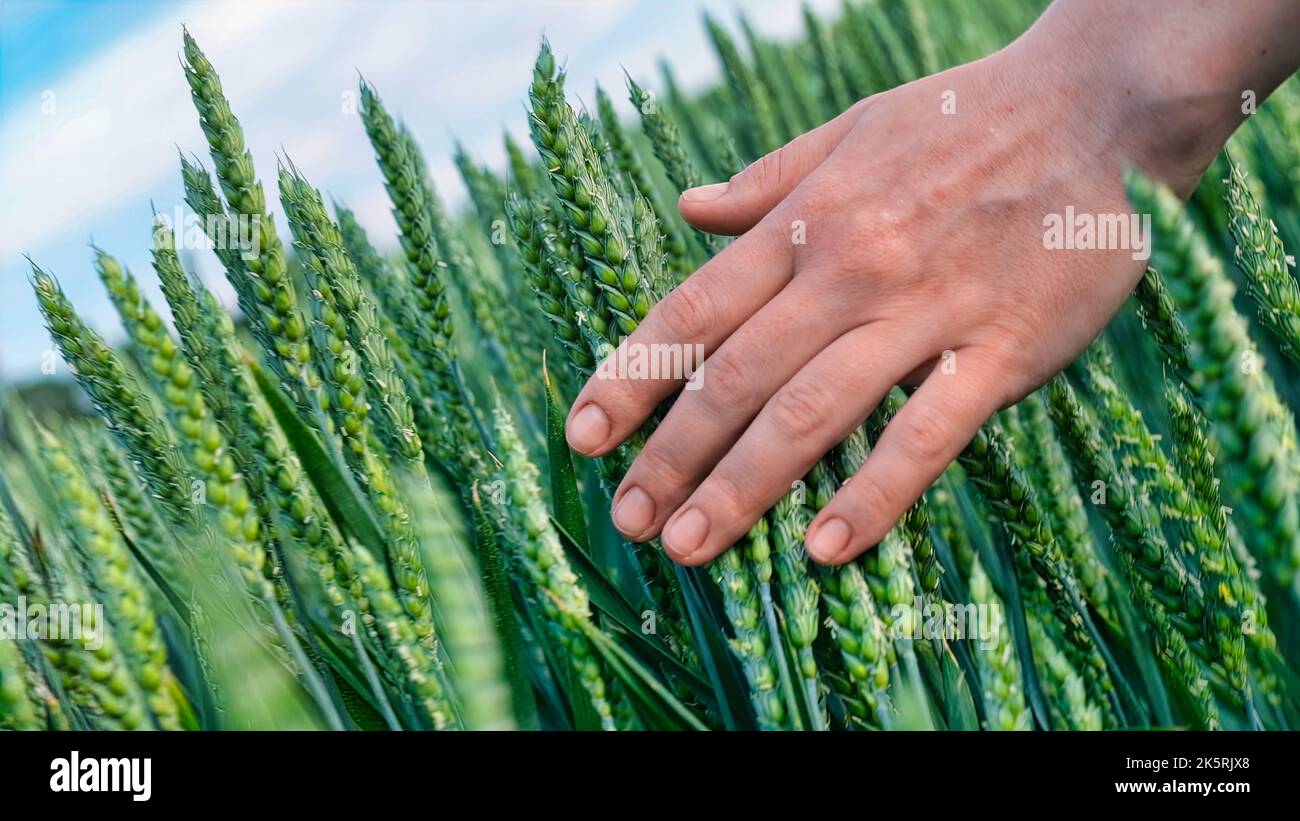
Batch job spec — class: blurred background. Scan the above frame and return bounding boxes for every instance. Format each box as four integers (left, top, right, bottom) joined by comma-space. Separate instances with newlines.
0, 0, 839, 389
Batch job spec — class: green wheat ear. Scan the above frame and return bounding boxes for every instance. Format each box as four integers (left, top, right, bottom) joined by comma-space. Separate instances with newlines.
0, 622, 41, 730
485, 401, 616, 730
1129, 169, 1300, 591
0, 501, 44, 730
957, 417, 1115, 724
1026, 609, 1101, 730
528, 42, 651, 350
358, 81, 485, 470
1047, 375, 1219, 729
1011, 392, 1116, 630
803, 3, 854, 117
30, 265, 193, 524
1165, 380, 1254, 711
704, 14, 780, 157
595, 84, 692, 275
403, 471, 516, 730
278, 167, 450, 694
968, 556, 1032, 731
506, 192, 596, 374
805, 460, 892, 728
279, 168, 425, 470
1225, 159, 1300, 367
34, 424, 185, 729
11, 431, 152, 729
181, 32, 319, 410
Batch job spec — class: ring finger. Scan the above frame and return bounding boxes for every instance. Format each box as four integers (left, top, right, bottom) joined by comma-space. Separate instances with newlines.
659, 319, 943, 564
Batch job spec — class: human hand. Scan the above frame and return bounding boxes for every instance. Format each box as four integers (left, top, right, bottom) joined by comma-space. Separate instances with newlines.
564, 0, 1300, 567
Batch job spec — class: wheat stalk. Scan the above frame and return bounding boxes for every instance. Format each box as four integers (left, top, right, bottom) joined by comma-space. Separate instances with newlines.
1225, 160, 1300, 367
1129, 170, 1300, 590
181, 33, 321, 411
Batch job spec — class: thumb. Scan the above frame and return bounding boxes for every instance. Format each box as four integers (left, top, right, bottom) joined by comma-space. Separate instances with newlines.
679, 100, 866, 236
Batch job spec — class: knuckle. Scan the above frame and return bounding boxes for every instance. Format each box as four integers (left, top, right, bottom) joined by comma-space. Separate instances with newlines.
859, 223, 913, 275
982, 331, 1045, 388
703, 470, 753, 519
583, 360, 640, 415
656, 281, 715, 341
979, 348, 1032, 407
894, 403, 953, 465
770, 380, 833, 439
701, 350, 756, 408
840, 471, 895, 539
740, 147, 787, 192
842, 470, 894, 543
635, 443, 693, 492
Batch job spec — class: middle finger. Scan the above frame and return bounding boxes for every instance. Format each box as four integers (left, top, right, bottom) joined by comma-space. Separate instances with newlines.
610, 272, 857, 541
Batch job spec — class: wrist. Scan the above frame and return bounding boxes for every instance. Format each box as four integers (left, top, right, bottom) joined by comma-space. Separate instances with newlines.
1004, 0, 1298, 197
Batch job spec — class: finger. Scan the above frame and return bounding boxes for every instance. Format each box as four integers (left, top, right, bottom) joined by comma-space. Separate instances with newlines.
659, 320, 937, 565
902, 355, 942, 386
678, 99, 866, 236
566, 224, 793, 456
806, 356, 1007, 565
610, 275, 856, 541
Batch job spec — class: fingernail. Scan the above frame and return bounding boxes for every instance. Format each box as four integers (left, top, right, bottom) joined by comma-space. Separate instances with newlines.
680, 182, 729, 202
807, 517, 851, 563
613, 486, 655, 537
566, 403, 609, 454
664, 507, 710, 560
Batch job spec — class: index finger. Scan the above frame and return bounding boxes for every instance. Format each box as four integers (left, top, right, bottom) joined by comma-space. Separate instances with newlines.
565, 222, 793, 456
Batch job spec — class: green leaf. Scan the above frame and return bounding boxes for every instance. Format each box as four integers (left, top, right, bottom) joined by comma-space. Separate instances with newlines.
575, 613, 708, 731
986, 536, 1052, 730
675, 564, 754, 730
118, 524, 192, 625
931, 637, 981, 731
270, 521, 406, 730
551, 515, 643, 628
550, 515, 716, 707
250, 360, 387, 551
543, 358, 589, 550
470, 490, 539, 730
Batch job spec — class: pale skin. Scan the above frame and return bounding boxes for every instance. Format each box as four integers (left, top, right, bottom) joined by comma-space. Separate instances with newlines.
565, 0, 1300, 567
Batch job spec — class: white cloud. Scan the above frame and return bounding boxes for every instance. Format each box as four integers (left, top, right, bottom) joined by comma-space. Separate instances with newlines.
1, 0, 845, 381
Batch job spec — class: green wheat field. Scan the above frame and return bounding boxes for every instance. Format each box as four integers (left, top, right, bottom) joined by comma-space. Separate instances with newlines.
2, 0, 1299, 731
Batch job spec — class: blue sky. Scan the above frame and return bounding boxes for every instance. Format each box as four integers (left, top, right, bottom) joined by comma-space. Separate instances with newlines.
0, 0, 837, 384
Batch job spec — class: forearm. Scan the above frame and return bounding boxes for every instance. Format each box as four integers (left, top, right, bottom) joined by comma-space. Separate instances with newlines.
1010, 0, 1300, 193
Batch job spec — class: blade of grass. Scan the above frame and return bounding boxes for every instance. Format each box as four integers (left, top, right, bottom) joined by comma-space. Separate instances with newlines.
543, 356, 589, 550
573, 609, 709, 731
984, 534, 1052, 730
551, 515, 715, 706
675, 564, 754, 730
250, 359, 387, 550
470, 487, 540, 730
